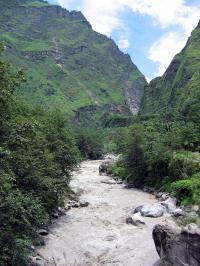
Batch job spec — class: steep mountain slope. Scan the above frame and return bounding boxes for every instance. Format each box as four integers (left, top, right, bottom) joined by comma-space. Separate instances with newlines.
140, 21, 200, 122
0, 0, 146, 119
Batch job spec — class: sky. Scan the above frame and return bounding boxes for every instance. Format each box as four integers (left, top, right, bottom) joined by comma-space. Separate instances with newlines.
49, 0, 200, 81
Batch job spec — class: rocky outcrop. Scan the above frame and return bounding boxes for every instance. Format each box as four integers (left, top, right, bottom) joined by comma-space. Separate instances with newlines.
153, 221, 200, 266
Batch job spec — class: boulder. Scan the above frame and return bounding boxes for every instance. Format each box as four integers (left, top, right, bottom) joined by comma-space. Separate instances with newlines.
153, 221, 200, 266
79, 200, 89, 207
116, 180, 123, 184
37, 229, 48, 236
124, 182, 135, 188
171, 208, 185, 217
155, 192, 163, 199
143, 186, 155, 193
65, 204, 71, 210
99, 161, 111, 175
126, 212, 145, 226
101, 179, 116, 185
161, 197, 177, 213
68, 200, 80, 208
52, 212, 59, 219
133, 205, 143, 214
140, 203, 166, 218
160, 193, 170, 201
58, 207, 66, 216
28, 256, 45, 266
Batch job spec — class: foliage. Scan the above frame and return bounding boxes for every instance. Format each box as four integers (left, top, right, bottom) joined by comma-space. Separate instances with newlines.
169, 173, 200, 205
112, 113, 200, 205
75, 128, 104, 160
0, 45, 79, 264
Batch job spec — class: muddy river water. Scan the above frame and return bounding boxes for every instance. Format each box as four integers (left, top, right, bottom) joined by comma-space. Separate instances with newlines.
38, 160, 164, 266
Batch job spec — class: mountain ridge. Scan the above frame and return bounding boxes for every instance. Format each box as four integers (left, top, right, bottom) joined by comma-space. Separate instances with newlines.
0, 0, 147, 121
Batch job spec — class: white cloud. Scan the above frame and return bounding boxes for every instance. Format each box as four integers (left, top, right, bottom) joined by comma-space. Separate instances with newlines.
118, 36, 130, 50
58, 0, 200, 77
148, 32, 186, 76
58, 0, 200, 36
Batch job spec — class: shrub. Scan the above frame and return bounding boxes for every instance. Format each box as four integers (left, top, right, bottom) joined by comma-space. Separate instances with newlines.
170, 173, 200, 205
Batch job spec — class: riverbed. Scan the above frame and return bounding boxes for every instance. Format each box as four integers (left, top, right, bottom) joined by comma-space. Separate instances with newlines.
38, 160, 163, 266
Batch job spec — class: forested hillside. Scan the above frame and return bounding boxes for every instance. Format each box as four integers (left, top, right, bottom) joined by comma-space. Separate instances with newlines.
0, 0, 146, 122
110, 21, 200, 207
140, 21, 200, 121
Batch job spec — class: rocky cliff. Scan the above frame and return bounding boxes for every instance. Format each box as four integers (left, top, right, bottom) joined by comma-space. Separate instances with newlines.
0, 0, 146, 120
153, 221, 200, 266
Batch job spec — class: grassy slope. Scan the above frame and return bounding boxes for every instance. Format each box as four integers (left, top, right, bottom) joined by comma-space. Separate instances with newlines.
0, 0, 146, 117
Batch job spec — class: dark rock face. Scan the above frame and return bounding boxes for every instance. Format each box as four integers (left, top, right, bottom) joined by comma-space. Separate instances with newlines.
153, 221, 200, 266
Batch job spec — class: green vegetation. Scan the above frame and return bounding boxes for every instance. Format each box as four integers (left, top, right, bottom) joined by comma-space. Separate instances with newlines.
109, 20, 200, 207
111, 116, 200, 205
0, 44, 80, 265
22, 1, 49, 7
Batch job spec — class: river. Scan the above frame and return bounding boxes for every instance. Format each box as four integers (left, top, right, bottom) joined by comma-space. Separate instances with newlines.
38, 160, 163, 266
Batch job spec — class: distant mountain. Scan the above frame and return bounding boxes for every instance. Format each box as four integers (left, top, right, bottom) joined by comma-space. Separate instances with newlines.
0, 0, 146, 122
140, 21, 200, 122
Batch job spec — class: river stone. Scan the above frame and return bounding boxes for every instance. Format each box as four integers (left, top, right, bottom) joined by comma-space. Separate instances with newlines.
79, 200, 89, 207
161, 197, 177, 213
126, 212, 145, 226
133, 205, 143, 214
140, 203, 166, 217
52, 212, 59, 219
171, 208, 185, 217
155, 192, 163, 199
37, 229, 48, 236
153, 221, 200, 266
101, 179, 116, 185
28, 256, 45, 266
99, 161, 111, 175
160, 193, 170, 201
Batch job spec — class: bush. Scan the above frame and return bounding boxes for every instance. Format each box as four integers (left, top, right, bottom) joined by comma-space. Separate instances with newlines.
169, 173, 200, 205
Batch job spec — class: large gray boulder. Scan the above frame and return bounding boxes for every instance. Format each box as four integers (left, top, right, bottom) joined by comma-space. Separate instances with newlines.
153, 221, 200, 266
139, 203, 167, 218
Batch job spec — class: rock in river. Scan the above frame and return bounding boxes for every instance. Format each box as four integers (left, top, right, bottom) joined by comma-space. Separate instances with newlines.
37, 229, 48, 236
135, 203, 167, 218
126, 212, 145, 226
